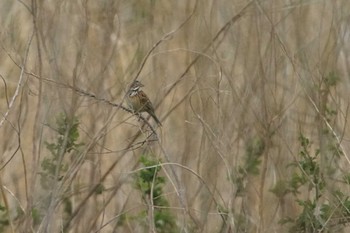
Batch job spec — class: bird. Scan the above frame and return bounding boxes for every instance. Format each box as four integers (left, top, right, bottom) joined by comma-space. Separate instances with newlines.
126, 80, 162, 126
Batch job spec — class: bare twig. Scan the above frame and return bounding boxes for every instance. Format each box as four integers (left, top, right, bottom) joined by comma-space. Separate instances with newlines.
0, 32, 34, 128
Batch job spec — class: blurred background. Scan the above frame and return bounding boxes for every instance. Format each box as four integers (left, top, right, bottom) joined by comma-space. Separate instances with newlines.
0, 0, 350, 232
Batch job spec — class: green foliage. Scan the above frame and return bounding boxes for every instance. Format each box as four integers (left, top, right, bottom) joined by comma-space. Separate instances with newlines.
136, 156, 165, 199
45, 113, 83, 155
94, 183, 105, 195
37, 113, 83, 227
133, 155, 178, 233
234, 136, 265, 196
63, 197, 73, 216
31, 208, 42, 226
228, 212, 250, 233
324, 71, 339, 87
222, 136, 266, 232
40, 113, 83, 190
288, 134, 325, 196
270, 180, 290, 199
278, 134, 350, 232
320, 71, 343, 175
244, 137, 265, 175
276, 74, 350, 232
343, 174, 350, 184
289, 200, 321, 232
0, 204, 9, 232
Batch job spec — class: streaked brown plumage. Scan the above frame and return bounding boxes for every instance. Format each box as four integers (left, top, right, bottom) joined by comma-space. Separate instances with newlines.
127, 80, 162, 126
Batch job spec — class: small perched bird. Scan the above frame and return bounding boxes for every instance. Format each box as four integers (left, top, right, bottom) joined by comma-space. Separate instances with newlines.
127, 80, 162, 126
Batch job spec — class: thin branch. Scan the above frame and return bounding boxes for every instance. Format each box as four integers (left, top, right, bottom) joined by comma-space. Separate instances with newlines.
156, 0, 254, 111
0, 32, 34, 128
0, 74, 9, 107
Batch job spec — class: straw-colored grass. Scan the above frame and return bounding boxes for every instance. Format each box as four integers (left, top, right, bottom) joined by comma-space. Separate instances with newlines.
0, 0, 349, 232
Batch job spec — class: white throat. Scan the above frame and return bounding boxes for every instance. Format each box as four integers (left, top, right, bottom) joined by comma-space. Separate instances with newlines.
129, 86, 140, 97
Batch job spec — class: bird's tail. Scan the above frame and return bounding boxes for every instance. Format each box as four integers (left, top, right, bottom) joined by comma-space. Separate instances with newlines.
149, 112, 162, 126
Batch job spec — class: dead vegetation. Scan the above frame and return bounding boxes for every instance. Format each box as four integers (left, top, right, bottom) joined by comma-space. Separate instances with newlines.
0, 1, 349, 232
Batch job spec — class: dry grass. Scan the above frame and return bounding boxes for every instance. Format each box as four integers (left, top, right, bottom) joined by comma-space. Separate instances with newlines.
0, 0, 350, 232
